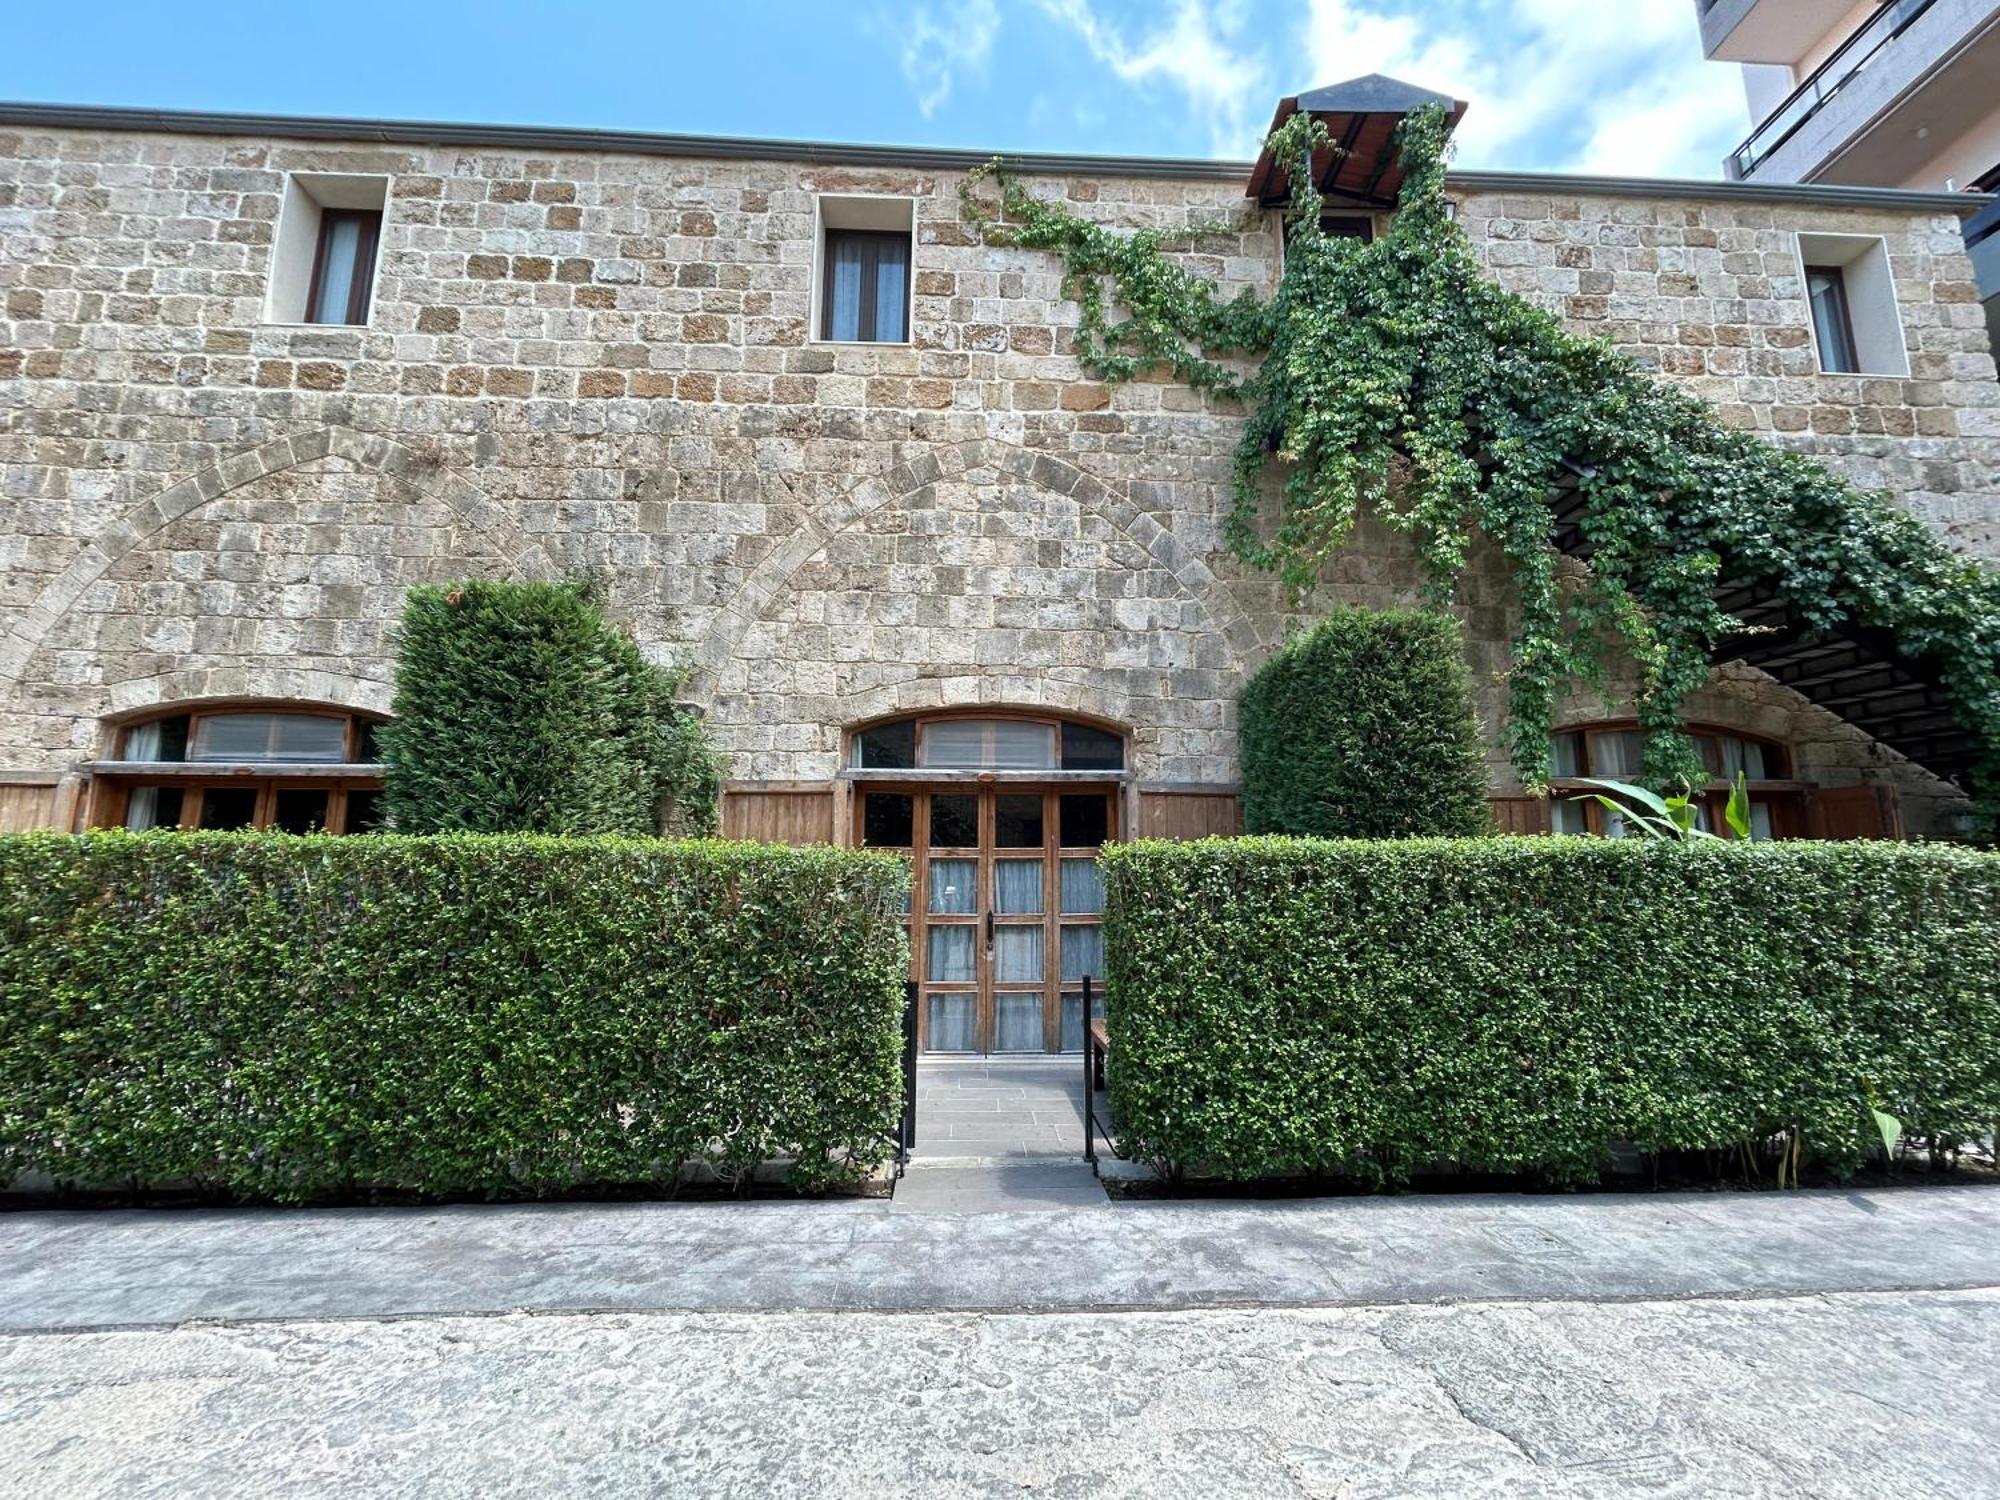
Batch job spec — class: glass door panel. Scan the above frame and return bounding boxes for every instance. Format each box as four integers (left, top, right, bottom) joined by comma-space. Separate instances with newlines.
272, 787, 331, 834
1059, 858, 1105, 914
929, 794, 977, 847
993, 859, 1043, 914
927, 926, 976, 983
927, 995, 976, 1052
194, 786, 260, 830
927, 859, 977, 914
918, 788, 980, 1052
994, 794, 1043, 847
993, 993, 1045, 1053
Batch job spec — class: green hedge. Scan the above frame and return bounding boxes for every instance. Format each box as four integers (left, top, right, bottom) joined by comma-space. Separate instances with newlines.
1239, 609, 1489, 838
381, 580, 720, 836
1102, 837, 2000, 1185
0, 832, 909, 1200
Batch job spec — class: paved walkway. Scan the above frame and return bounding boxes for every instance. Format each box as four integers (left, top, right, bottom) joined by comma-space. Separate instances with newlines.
4, 1182, 1997, 1331
912, 1055, 1095, 1159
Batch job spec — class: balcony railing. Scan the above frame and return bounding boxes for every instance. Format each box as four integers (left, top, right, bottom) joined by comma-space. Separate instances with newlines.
1727, 0, 1934, 180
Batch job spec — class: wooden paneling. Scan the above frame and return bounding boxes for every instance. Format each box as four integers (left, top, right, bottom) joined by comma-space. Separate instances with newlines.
1488, 796, 1551, 835
0, 780, 61, 832
722, 786, 835, 845
1808, 784, 1903, 841
1136, 791, 1242, 840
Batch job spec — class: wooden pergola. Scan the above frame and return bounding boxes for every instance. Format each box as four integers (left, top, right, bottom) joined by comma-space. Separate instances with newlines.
1245, 74, 1469, 210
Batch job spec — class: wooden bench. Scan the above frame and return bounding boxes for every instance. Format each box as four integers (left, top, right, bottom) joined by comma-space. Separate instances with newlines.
1088, 1017, 1111, 1091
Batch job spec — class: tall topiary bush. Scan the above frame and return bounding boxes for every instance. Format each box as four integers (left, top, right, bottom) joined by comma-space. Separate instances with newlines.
380, 581, 719, 835
1240, 607, 1489, 837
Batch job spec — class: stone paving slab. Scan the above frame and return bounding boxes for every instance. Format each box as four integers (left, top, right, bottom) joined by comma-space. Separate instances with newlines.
6, 1289, 1998, 1498
3, 1183, 1997, 1332
891, 1160, 1110, 1215
913, 1057, 1093, 1163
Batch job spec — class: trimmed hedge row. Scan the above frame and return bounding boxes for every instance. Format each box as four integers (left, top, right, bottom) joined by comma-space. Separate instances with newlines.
0, 832, 909, 1200
1101, 836, 2000, 1185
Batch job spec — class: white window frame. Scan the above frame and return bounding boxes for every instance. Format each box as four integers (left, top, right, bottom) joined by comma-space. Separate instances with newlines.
263, 171, 391, 328
810, 193, 917, 347
1793, 232, 1910, 378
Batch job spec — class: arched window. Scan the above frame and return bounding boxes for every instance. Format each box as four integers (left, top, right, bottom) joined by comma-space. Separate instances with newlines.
849, 712, 1125, 773
1548, 723, 1799, 840
94, 705, 387, 834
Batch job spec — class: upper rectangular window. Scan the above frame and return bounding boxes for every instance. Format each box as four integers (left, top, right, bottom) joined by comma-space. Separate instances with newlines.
815, 196, 915, 344
1795, 233, 1908, 376
265, 173, 389, 326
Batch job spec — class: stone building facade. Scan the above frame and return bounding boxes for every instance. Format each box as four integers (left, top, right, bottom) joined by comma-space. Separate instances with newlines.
2, 96, 1997, 851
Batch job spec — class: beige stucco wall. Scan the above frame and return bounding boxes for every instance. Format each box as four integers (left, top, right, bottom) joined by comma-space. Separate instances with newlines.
1, 121, 1995, 830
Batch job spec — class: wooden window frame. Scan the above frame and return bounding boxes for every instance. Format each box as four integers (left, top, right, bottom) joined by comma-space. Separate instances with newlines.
845, 708, 1129, 775
91, 704, 386, 834
304, 208, 382, 327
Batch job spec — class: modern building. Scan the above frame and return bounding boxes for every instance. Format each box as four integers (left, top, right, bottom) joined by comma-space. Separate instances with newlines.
1697, 0, 2000, 350
1, 80, 1997, 1052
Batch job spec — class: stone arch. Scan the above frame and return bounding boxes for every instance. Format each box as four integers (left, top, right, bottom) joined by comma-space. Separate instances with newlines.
0, 427, 559, 685
683, 436, 1267, 705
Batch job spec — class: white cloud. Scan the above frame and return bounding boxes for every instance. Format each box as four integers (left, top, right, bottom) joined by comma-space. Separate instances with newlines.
1036, 0, 1272, 157
1298, 0, 1754, 177
896, 0, 1002, 118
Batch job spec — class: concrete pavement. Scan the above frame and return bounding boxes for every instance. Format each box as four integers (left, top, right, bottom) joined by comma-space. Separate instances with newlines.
4, 1290, 1997, 1497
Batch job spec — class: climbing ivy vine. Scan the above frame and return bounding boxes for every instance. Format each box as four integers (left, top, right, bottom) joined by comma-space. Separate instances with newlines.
963, 106, 2000, 813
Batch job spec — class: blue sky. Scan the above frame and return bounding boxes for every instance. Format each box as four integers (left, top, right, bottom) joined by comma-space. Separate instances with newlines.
1, 1, 1753, 178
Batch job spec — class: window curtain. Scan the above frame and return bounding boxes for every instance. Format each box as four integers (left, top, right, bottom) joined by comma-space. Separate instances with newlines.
993, 995, 1043, 1052
927, 994, 975, 1052
824, 230, 909, 342
122, 720, 164, 830
927, 859, 976, 915
993, 860, 1043, 915
1059, 859, 1105, 914
994, 926, 1044, 983
1060, 923, 1103, 984
927, 926, 975, 983
1719, 736, 1768, 781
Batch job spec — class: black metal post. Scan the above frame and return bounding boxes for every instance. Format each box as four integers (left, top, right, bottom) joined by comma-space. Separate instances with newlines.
900, 981, 918, 1166
1082, 974, 1095, 1166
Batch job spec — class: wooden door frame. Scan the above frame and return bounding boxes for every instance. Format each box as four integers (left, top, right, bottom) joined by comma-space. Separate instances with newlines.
865, 779, 1119, 1055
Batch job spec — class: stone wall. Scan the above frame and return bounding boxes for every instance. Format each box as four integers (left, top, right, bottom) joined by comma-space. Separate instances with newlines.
1, 118, 1995, 830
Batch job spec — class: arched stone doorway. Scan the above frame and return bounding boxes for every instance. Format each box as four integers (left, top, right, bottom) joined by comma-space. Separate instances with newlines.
847, 708, 1126, 1056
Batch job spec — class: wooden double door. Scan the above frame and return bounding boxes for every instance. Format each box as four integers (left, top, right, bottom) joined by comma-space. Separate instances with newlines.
860, 783, 1115, 1054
